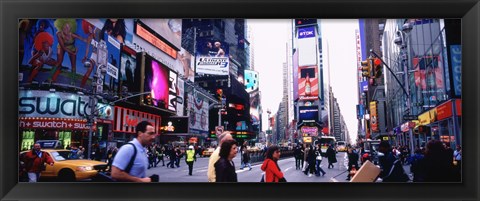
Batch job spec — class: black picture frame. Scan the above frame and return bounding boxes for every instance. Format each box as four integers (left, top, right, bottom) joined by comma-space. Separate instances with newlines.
1, 0, 478, 200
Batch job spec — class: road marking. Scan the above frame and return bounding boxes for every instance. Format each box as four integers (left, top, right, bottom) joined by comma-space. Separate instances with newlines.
284, 167, 293, 172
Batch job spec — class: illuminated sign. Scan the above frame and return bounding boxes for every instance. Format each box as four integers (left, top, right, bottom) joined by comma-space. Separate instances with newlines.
113, 106, 161, 134
19, 117, 95, 131
135, 21, 177, 59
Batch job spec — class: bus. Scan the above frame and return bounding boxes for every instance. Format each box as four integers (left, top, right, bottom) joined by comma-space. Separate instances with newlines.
315, 136, 336, 156
335, 141, 347, 152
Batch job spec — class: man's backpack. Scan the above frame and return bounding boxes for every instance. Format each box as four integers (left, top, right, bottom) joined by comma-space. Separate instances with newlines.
94, 143, 137, 182
383, 159, 409, 182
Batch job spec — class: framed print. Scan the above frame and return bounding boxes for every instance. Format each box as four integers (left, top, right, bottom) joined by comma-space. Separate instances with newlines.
1, 0, 479, 201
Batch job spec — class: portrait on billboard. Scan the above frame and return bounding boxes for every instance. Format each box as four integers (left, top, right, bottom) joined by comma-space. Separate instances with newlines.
195, 39, 229, 76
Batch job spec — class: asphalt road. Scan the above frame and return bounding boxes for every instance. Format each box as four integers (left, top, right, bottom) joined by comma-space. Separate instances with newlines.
146, 152, 356, 182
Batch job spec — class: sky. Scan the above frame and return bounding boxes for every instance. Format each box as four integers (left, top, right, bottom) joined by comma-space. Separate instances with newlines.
249, 19, 359, 144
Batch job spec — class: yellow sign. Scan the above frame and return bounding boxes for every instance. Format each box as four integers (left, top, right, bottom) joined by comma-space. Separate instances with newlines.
429, 108, 437, 122
383, 137, 389, 141
303, 137, 312, 143
418, 112, 431, 126
370, 101, 378, 132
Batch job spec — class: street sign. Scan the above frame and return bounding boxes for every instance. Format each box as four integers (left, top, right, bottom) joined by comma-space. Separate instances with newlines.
213, 104, 223, 109
403, 115, 417, 121
215, 126, 224, 135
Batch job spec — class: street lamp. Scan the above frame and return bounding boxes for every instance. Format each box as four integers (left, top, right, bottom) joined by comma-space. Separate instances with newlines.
370, 20, 415, 156
397, 21, 415, 156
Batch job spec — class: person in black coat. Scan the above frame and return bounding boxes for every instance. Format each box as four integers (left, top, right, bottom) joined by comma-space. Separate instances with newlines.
294, 145, 303, 170
214, 139, 238, 182
304, 145, 316, 176
346, 146, 359, 181
422, 140, 455, 182
326, 145, 337, 169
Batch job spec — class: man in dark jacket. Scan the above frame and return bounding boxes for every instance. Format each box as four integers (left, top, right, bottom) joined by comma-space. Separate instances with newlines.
294, 145, 303, 170
378, 141, 409, 182
346, 146, 359, 181
326, 145, 337, 169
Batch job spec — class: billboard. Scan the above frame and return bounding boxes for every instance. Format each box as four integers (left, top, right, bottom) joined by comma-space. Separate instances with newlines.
298, 66, 319, 100
119, 45, 139, 94
249, 90, 261, 128
176, 78, 185, 116
188, 93, 209, 134
244, 70, 259, 93
299, 106, 319, 123
370, 101, 378, 132
413, 56, 445, 105
142, 54, 170, 110
297, 26, 317, 67
450, 45, 462, 97
138, 19, 182, 50
168, 70, 178, 112
19, 19, 129, 90
176, 48, 195, 82
195, 39, 230, 76
161, 116, 188, 134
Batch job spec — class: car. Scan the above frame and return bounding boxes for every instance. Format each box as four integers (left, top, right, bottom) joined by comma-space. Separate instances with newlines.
202, 148, 215, 157
20, 149, 107, 182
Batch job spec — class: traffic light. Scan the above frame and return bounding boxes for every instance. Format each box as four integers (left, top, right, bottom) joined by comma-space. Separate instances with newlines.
373, 58, 383, 78
360, 59, 372, 78
146, 94, 152, 105
216, 89, 223, 101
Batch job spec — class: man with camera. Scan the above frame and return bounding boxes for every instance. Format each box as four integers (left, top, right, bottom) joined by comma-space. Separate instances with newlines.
111, 121, 159, 182
22, 143, 54, 182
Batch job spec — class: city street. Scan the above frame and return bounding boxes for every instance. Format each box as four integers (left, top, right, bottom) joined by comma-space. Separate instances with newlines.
146, 152, 380, 182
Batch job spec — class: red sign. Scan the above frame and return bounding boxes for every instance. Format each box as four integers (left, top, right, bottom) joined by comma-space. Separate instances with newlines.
436, 100, 453, 121
136, 23, 177, 59
114, 106, 161, 134
456, 99, 462, 116
19, 117, 95, 131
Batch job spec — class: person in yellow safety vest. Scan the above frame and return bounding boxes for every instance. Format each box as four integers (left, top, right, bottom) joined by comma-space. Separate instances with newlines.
185, 145, 197, 176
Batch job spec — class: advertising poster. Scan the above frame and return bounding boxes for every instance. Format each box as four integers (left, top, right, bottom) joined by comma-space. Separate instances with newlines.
168, 70, 178, 112
413, 56, 445, 104
299, 106, 319, 123
244, 70, 259, 93
119, 45, 138, 94
450, 45, 462, 97
195, 39, 229, 76
143, 56, 169, 110
161, 117, 188, 134
370, 101, 378, 132
176, 48, 195, 82
138, 19, 182, 50
188, 93, 209, 134
176, 78, 185, 116
249, 90, 261, 129
298, 65, 319, 100
297, 26, 317, 67
19, 19, 130, 90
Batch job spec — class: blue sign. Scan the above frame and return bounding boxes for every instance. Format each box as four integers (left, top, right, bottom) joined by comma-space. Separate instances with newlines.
361, 81, 368, 92
450, 45, 461, 97
298, 26, 315, 39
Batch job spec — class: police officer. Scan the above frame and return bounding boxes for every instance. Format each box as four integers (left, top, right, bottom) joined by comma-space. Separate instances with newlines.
185, 145, 196, 176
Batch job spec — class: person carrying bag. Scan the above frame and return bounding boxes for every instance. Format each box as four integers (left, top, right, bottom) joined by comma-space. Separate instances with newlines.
260, 145, 286, 182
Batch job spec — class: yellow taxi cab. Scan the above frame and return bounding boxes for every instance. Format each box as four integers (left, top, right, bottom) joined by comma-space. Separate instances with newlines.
202, 148, 215, 157
20, 149, 107, 181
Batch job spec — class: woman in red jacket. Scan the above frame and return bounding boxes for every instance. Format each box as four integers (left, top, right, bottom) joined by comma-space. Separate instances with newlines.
261, 145, 286, 182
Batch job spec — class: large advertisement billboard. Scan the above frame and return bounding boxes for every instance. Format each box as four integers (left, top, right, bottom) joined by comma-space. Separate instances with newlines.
299, 106, 319, 123
142, 54, 171, 111
19, 19, 129, 90
413, 56, 445, 105
195, 39, 230, 76
249, 90, 261, 129
244, 70, 259, 93
298, 66, 319, 100
188, 93, 209, 135
176, 48, 195, 82
138, 19, 182, 50
297, 26, 317, 67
